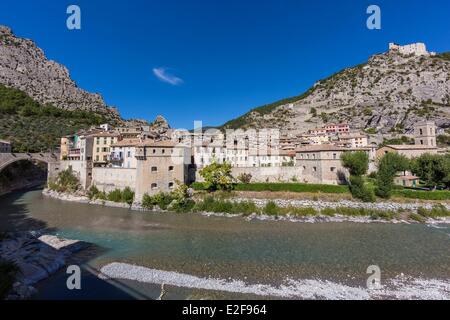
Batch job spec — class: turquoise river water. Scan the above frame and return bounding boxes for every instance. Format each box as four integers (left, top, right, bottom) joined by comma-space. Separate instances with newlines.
1, 188, 449, 299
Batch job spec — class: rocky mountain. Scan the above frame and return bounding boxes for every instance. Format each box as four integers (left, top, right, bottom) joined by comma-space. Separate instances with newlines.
0, 25, 175, 151
0, 25, 121, 121
149, 115, 171, 136
223, 45, 450, 135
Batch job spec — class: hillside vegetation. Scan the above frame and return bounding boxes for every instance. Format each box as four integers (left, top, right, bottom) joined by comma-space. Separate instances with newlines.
0, 84, 111, 152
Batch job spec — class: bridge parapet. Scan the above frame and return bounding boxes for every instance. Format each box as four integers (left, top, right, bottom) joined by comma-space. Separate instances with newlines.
0, 153, 60, 172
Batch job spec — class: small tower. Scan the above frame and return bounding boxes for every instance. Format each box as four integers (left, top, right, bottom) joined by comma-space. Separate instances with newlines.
414, 121, 436, 147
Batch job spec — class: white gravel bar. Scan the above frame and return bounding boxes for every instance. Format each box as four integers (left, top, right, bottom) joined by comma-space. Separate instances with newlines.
100, 262, 450, 300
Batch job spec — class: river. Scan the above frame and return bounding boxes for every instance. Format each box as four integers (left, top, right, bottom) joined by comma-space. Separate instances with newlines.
1, 187, 449, 299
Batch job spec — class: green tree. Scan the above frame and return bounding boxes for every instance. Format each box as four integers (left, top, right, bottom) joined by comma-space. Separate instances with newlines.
341, 151, 374, 202
199, 160, 235, 191
375, 153, 410, 199
411, 154, 450, 188
341, 151, 370, 176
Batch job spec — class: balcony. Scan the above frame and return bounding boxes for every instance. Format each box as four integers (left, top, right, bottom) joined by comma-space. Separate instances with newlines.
108, 153, 123, 162
68, 148, 81, 155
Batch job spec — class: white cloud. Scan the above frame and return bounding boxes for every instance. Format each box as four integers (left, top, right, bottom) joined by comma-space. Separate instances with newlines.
152, 67, 183, 85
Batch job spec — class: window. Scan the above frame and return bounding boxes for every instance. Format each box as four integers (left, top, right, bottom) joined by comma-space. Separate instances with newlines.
168, 182, 174, 189
151, 166, 157, 172
330, 167, 336, 172
127, 151, 131, 157
168, 166, 174, 171
162, 149, 165, 154
153, 149, 156, 154
313, 167, 317, 172
333, 153, 337, 159
96, 147, 99, 152
151, 183, 158, 190
419, 129, 423, 135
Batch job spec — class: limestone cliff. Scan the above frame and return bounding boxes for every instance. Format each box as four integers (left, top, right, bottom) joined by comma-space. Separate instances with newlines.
0, 25, 120, 121
223, 46, 450, 134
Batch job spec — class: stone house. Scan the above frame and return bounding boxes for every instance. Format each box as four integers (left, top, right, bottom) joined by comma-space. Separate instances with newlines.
296, 145, 372, 185
134, 141, 192, 201
92, 132, 120, 167
376, 145, 438, 159
414, 121, 437, 147
336, 133, 369, 148
109, 138, 140, 169
394, 175, 420, 188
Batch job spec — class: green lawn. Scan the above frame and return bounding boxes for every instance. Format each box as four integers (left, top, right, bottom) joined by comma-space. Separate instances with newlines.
191, 182, 349, 194
191, 182, 450, 200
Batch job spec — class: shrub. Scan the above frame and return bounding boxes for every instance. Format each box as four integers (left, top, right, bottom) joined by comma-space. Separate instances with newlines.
147, 192, 175, 210
410, 213, 426, 223
107, 189, 123, 203
263, 201, 279, 216
417, 205, 450, 218
320, 208, 336, 216
289, 207, 318, 216
233, 201, 260, 216
237, 173, 252, 184
375, 153, 410, 199
48, 168, 80, 193
199, 161, 235, 191
393, 189, 450, 200
121, 187, 135, 205
141, 193, 154, 210
87, 185, 100, 200
348, 176, 375, 203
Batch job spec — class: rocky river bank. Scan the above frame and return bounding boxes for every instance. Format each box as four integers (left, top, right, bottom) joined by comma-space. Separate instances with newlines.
42, 189, 450, 225
0, 231, 89, 299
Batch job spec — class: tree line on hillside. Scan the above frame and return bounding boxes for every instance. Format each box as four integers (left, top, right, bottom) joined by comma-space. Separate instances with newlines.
0, 84, 112, 153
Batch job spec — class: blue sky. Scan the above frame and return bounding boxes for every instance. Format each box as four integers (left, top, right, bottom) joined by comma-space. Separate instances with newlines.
1, 0, 449, 129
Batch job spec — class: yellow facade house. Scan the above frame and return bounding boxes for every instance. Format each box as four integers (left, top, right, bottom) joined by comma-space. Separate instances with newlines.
92, 132, 120, 167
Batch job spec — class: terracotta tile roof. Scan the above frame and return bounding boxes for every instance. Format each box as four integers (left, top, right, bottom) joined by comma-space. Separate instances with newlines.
111, 139, 141, 147
90, 132, 120, 138
137, 140, 189, 148
296, 144, 371, 152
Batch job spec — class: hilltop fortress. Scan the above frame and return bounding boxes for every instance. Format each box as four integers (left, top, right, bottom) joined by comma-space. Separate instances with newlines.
388, 42, 436, 56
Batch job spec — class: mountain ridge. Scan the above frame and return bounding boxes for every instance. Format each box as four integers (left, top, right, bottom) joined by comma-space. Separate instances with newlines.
222, 45, 450, 135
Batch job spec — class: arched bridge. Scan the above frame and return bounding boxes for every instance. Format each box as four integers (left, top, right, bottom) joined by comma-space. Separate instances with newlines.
0, 152, 60, 172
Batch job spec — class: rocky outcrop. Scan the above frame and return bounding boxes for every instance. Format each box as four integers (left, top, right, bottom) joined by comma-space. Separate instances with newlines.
149, 115, 171, 136
223, 46, 450, 134
0, 231, 89, 300
0, 25, 120, 120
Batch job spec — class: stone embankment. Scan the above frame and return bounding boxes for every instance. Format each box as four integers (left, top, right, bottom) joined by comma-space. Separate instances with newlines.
238, 198, 450, 212
43, 189, 131, 209
43, 189, 450, 225
0, 231, 89, 299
